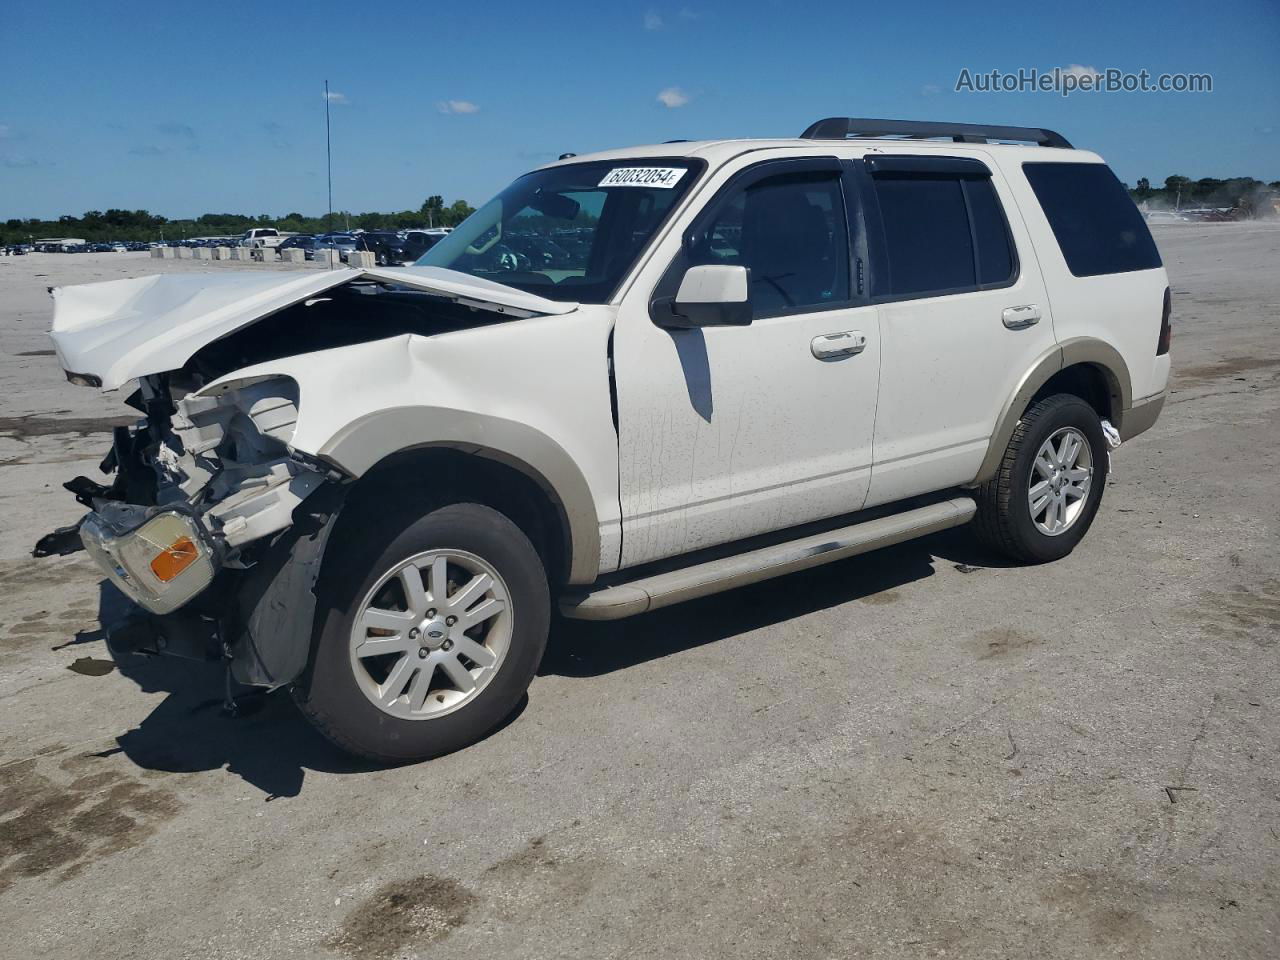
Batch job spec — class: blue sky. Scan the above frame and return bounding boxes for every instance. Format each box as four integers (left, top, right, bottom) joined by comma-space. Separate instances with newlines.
2, 0, 1277, 220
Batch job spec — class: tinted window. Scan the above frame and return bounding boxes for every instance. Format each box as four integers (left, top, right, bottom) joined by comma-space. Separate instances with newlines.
688, 172, 850, 316
873, 175, 974, 296
1023, 162, 1161, 276
966, 177, 1015, 286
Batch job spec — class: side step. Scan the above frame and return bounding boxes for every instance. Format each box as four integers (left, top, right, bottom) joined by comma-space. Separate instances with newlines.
560, 496, 976, 621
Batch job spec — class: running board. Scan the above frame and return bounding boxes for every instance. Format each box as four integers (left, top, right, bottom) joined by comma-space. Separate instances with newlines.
560, 496, 976, 620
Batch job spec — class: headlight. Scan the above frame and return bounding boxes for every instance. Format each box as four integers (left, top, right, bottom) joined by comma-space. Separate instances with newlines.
81, 509, 217, 615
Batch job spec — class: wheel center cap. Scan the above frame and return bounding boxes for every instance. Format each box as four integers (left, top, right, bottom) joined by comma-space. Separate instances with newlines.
419, 618, 448, 650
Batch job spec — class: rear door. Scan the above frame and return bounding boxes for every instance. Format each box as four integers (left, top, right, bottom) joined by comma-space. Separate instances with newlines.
858, 153, 1058, 506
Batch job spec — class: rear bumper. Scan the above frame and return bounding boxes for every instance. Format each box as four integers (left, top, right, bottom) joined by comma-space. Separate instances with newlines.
1119, 391, 1166, 441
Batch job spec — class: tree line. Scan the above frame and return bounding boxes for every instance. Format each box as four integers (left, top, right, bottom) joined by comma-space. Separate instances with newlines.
6, 175, 1278, 245
0, 196, 476, 245
1128, 176, 1280, 215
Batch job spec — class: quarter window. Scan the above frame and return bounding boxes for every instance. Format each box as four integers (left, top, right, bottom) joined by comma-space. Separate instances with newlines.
1023, 162, 1161, 277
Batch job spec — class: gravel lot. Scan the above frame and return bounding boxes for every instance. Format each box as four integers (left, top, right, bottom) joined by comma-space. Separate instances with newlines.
1, 226, 1277, 959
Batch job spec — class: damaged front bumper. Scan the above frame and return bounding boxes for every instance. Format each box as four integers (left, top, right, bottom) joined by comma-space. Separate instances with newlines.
36, 374, 346, 688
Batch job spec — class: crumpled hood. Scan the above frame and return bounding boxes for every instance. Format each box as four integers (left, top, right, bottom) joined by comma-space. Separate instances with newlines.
49, 265, 578, 390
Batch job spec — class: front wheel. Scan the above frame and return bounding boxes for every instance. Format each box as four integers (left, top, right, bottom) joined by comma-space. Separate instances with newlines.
295, 502, 550, 763
973, 393, 1109, 563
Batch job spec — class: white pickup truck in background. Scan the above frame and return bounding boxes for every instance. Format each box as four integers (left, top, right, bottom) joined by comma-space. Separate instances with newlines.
239, 228, 294, 249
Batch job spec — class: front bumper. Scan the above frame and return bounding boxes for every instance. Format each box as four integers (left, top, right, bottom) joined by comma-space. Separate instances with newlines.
79, 503, 220, 615
75, 483, 344, 689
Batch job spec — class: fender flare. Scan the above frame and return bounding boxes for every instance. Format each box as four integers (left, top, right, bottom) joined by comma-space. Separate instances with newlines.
317, 406, 602, 584
974, 338, 1133, 485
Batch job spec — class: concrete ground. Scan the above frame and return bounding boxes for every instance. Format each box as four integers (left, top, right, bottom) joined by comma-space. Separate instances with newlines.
0, 226, 1277, 959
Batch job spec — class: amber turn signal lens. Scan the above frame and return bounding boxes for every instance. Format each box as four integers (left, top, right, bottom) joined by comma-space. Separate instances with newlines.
149, 536, 199, 582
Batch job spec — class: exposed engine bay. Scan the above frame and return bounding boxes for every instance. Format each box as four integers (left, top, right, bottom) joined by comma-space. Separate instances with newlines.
180, 284, 510, 387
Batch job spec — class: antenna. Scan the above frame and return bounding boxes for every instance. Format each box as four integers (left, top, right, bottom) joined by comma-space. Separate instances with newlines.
324, 79, 334, 241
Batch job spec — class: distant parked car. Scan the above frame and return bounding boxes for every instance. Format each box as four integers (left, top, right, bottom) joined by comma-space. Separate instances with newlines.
400, 230, 443, 262
278, 235, 318, 259
354, 231, 411, 266
315, 233, 358, 260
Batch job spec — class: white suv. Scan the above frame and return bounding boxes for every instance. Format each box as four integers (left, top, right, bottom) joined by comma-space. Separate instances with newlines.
38, 118, 1171, 762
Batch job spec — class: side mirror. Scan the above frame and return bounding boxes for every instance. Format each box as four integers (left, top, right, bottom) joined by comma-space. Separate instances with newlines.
657, 264, 752, 329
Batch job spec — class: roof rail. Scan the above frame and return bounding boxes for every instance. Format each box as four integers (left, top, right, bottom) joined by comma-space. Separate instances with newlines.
800, 117, 1073, 149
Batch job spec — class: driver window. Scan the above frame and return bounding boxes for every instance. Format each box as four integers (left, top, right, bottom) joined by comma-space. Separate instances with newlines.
688, 171, 850, 317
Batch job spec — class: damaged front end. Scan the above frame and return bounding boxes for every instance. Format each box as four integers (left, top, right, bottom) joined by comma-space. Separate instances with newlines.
35, 373, 346, 688
35, 265, 578, 688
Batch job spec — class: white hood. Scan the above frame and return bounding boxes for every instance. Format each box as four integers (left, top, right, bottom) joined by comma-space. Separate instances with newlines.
49, 265, 579, 391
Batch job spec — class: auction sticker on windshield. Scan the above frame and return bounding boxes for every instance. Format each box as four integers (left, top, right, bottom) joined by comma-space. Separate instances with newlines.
598, 167, 687, 188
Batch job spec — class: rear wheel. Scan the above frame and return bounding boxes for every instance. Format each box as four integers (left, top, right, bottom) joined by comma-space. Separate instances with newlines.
295, 502, 549, 763
973, 393, 1108, 563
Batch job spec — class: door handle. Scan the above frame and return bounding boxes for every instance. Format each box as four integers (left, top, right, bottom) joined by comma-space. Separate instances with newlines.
1002, 304, 1041, 329
811, 331, 867, 360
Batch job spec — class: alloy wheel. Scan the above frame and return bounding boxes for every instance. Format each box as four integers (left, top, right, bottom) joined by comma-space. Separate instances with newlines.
349, 549, 512, 720
1028, 426, 1093, 536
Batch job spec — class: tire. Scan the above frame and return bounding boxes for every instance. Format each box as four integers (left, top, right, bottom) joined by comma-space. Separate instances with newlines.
973, 393, 1109, 564
295, 502, 550, 763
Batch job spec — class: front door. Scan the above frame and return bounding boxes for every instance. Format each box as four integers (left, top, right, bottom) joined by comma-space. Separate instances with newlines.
613, 158, 881, 568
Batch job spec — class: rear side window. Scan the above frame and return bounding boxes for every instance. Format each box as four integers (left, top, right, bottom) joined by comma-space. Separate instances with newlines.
874, 176, 974, 295
1023, 162, 1161, 276
868, 164, 1016, 299
967, 179, 1015, 286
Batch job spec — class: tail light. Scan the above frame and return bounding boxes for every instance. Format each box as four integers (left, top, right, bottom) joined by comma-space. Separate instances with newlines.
1157, 286, 1172, 356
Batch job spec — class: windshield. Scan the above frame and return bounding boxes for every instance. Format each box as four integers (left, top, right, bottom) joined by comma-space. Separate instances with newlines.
416, 158, 702, 303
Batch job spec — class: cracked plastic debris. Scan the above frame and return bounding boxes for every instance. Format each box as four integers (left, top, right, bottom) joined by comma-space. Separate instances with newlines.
156, 376, 323, 550
1100, 418, 1122, 450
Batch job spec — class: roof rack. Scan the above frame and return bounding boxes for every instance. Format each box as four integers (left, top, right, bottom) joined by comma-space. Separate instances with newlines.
800, 117, 1072, 149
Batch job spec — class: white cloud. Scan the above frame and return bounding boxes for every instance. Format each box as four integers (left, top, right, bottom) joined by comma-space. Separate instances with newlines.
2, 155, 54, 168
0, 124, 10, 139
155, 121, 196, 139
920, 83, 941, 96
323, 90, 349, 104
1061, 64, 1101, 80
644, 9, 663, 30
678, 7, 701, 19
657, 86, 690, 108
436, 100, 480, 115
